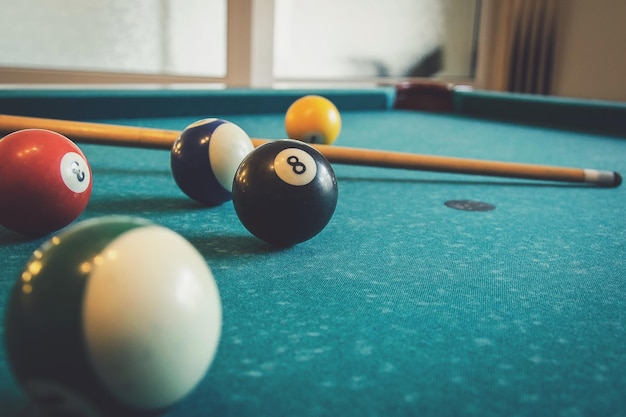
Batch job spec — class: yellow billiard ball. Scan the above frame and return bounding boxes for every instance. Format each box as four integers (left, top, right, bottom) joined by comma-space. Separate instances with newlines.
284, 95, 342, 145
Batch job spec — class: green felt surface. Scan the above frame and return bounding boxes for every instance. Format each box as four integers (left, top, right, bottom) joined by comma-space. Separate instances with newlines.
0, 89, 625, 417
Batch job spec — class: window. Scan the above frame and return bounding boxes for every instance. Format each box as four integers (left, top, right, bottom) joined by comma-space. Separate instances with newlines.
274, 0, 478, 81
0, 0, 479, 86
0, 0, 227, 83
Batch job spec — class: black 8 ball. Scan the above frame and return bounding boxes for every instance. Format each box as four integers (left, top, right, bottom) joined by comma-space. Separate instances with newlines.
232, 140, 338, 246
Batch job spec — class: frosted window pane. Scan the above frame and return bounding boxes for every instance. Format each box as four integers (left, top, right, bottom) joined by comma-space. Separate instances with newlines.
274, 0, 477, 79
0, 0, 226, 77
166, 0, 227, 76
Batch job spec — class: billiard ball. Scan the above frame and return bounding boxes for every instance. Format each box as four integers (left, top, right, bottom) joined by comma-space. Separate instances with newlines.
0, 129, 92, 235
284, 95, 342, 145
4, 216, 222, 416
170, 118, 254, 205
232, 140, 338, 246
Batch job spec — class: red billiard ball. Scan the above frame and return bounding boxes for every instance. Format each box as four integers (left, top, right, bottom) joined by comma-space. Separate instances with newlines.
232, 140, 338, 246
285, 95, 342, 145
0, 129, 92, 235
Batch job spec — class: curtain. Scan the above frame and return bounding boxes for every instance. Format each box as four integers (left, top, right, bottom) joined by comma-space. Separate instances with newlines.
475, 0, 561, 94
507, 0, 560, 94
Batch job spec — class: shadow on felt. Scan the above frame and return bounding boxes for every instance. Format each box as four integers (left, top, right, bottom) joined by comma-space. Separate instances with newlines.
187, 234, 290, 259
84, 195, 213, 215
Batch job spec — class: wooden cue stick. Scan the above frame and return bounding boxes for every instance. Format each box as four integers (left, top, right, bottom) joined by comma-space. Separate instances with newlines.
0, 114, 621, 187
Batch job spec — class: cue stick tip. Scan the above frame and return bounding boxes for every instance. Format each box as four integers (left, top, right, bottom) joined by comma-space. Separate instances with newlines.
583, 169, 622, 187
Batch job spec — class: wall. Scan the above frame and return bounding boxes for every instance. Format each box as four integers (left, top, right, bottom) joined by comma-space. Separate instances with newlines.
551, 0, 626, 101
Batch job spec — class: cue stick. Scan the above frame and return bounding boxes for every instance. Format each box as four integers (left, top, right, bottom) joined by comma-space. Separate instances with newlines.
0, 114, 621, 187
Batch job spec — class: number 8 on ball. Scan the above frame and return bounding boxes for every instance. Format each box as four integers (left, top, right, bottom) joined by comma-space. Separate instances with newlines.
274, 148, 317, 186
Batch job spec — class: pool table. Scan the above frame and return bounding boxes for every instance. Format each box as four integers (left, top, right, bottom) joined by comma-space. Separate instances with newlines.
0, 86, 625, 417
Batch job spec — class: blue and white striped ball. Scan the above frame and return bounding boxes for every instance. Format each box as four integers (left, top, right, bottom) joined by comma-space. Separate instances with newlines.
170, 118, 254, 205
